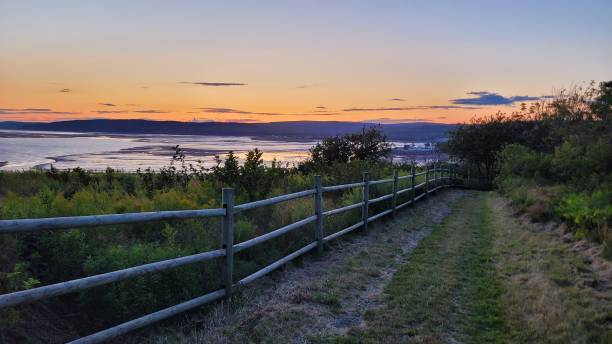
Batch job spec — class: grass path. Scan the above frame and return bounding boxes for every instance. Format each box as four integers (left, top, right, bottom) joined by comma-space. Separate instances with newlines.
143, 189, 468, 343
327, 191, 505, 343
142, 190, 610, 343
328, 191, 610, 343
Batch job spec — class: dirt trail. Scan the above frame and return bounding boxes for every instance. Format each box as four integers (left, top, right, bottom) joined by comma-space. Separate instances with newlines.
147, 189, 469, 344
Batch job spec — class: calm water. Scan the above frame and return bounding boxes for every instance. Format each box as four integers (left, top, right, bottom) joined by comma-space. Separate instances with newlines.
0, 130, 428, 171
0, 130, 316, 171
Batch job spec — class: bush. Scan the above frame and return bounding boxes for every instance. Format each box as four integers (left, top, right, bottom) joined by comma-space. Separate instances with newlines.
557, 190, 612, 243
0, 144, 407, 335
496, 144, 551, 182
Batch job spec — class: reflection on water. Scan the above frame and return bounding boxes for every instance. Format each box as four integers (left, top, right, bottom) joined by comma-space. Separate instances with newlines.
0, 130, 315, 171
0, 130, 430, 171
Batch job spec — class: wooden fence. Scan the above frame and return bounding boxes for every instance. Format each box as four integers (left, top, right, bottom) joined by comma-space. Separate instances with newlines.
0, 163, 455, 343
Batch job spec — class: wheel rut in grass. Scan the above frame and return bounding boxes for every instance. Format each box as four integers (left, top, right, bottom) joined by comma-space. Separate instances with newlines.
146, 189, 469, 344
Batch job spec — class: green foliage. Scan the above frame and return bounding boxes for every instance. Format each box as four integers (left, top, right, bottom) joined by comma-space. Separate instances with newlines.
464, 81, 612, 252
557, 191, 612, 242
448, 112, 538, 184
0, 142, 410, 335
300, 126, 392, 170
496, 144, 551, 182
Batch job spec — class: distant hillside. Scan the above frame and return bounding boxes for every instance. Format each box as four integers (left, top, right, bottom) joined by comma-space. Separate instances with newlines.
0, 120, 455, 141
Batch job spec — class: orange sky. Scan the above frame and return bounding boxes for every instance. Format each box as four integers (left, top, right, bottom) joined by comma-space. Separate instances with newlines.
1, 1, 610, 124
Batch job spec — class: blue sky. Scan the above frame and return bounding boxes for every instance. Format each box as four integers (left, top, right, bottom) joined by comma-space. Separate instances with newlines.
1, 0, 610, 123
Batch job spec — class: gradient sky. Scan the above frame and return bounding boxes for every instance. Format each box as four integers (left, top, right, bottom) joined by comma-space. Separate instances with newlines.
1, 0, 611, 123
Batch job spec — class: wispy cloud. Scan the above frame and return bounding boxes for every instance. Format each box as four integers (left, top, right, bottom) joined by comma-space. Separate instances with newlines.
0, 107, 80, 115
316, 106, 327, 109
343, 105, 478, 112
180, 81, 247, 87
296, 84, 318, 89
450, 91, 543, 105
387, 98, 405, 102
59, 88, 71, 93
198, 107, 337, 116
133, 109, 168, 114
362, 117, 434, 124
98, 103, 116, 107
94, 110, 124, 114
222, 118, 261, 123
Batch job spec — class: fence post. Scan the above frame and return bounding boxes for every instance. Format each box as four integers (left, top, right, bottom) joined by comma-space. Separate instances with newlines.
362, 172, 369, 232
467, 167, 471, 187
221, 188, 234, 299
314, 175, 324, 254
431, 161, 437, 189
411, 164, 416, 204
391, 170, 398, 218
425, 163, 429, 196
444, 162, 447, 185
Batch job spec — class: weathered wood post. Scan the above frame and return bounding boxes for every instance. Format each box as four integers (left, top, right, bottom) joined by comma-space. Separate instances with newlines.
362, 172, 369, 232
411, 164, 416, 204
314, 175, 324, 254
425, 163, 430, 196
443, 162, 447, 185
391, 170, 398, 218
221, 188, 235, 299
433, 162, 437, 187
467, 166, 471, 187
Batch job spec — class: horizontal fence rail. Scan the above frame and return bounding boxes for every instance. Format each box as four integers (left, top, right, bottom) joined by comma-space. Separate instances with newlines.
321, 181, 365, 192
0, 162, 456, 343
0, 208, 226, 233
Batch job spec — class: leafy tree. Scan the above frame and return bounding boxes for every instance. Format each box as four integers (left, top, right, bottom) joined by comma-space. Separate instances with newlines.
304, 126, 392, 169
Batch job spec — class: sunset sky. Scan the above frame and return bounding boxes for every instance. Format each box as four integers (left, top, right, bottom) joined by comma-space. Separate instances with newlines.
1, 1, 611, 124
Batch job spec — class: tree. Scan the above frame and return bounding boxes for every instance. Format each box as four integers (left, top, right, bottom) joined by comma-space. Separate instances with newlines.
305, 126, 392, 168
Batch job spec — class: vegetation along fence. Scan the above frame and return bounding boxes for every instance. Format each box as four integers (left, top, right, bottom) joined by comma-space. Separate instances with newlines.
0, 163, 455, 343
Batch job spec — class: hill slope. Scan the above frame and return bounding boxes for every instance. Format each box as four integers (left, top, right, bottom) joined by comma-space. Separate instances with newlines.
0, 120, 455, 141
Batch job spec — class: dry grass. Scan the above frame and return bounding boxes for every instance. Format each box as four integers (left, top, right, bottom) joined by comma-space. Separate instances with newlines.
327, 191, 507, 343
135, 190, 466, 344
131, 191, 611, 343
490, 194, 612, 343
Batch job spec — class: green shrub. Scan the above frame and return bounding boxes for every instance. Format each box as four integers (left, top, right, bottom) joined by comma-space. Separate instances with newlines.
497, 144, 551, 182
557, 190, 612, 243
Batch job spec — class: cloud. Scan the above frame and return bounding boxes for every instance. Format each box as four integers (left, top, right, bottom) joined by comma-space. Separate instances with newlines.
296, 84, 318, 89
59, 88, 71, 93
0, 107, 81, 115
180, 82, 247, 87
198, 107, 338, 116
133, 109, 168, 114
222, 118, 261, 123
316, 106, 327, 109
94, 110, 124, 114
450, 91, 542, 105
387, 98, 405, 102
362, 117, 434, 124
98, 103, 116, 107
199, 107, 252, 114
343, 105, 478, 112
